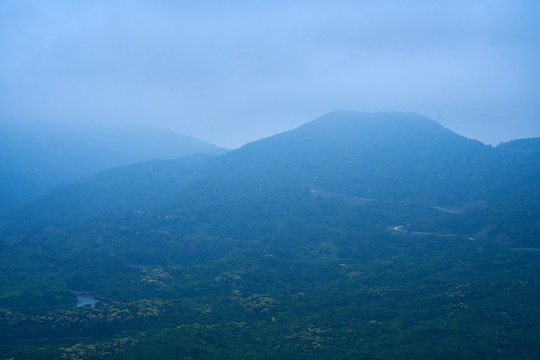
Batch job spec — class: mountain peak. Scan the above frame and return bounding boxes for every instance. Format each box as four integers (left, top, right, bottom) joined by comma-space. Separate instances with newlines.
239, 110, 474, 154
299, 110, 444, 134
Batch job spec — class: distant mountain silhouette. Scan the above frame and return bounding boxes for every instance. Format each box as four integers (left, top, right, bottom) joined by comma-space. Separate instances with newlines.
5, 154, 215, 225
0, 120, 227, 210
6, 111, 538, 246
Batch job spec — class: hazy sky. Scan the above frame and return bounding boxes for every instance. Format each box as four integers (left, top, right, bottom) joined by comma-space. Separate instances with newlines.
1, 0, 539, 148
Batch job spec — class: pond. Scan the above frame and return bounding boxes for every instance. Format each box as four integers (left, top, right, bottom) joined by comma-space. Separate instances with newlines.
75, 292, 109, 308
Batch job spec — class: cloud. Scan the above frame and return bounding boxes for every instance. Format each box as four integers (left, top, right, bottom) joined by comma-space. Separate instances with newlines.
1, 0, 539, 147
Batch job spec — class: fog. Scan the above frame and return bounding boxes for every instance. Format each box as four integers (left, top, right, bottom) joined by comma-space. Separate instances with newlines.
1, 0, 539, 148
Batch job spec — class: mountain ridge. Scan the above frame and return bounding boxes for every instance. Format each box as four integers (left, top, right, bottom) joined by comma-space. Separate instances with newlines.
497, 137, 540, 153
0, 120, 228, 210
4, 111, 537, 229
1, 111, 538, 359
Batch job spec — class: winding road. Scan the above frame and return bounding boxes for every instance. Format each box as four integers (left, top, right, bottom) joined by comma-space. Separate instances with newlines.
390, 225, 475, 240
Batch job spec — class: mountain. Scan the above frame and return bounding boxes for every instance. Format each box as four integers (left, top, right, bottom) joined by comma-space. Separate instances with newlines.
170, 110, 539, 246
1, 111, 538, 359
0, 120, 227, 210
498, 137, 540, 153
2, 111, 492, 224
4, 110, 539, 241
2, 154, 217, 227
210, 111, 498, 203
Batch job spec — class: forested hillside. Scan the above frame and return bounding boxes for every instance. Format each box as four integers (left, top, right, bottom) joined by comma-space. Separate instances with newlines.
0, 120, 227, 210
1, 111, 538, 359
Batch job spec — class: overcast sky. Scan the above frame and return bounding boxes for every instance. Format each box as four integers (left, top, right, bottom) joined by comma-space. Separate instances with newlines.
1, 0, 539, 148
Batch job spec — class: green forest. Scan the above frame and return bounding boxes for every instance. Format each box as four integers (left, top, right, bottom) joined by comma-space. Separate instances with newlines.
1, 112, 539, 359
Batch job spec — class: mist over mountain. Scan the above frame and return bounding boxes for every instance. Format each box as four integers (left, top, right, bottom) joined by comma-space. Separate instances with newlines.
0, 120, 227, 210
4, 154, 216, 226
211, 111, 497, 202
2, 0, 539, 357
5, 111, 539, 242
168, 110, 539, 245
1, 111, 539, 359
